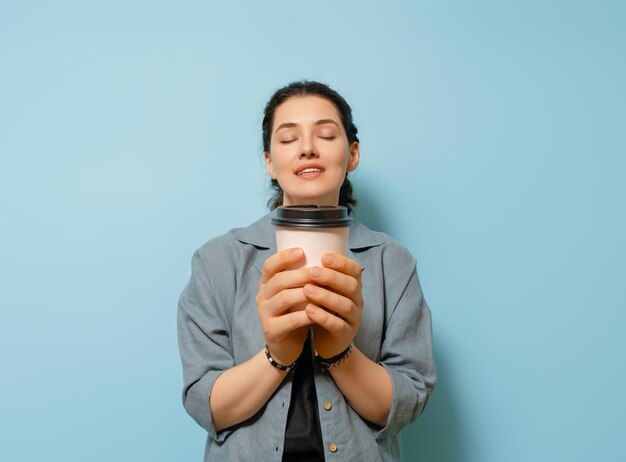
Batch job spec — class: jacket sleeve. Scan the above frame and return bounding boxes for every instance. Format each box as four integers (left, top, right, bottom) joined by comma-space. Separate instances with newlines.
177, 249, 236, 443
375, 245, 436, 439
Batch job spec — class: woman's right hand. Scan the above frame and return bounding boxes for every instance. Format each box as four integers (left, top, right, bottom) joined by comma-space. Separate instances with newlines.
256, 248, 313, 366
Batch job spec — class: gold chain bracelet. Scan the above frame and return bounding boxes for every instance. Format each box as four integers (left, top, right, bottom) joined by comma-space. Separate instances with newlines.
315, 343, 354, 372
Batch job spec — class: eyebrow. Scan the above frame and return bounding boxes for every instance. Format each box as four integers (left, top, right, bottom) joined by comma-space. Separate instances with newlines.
274, 119, 339, 134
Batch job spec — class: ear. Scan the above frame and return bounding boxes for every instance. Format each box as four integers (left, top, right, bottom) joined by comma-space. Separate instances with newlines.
346, 142, 360, 172
264, 152, 277, 179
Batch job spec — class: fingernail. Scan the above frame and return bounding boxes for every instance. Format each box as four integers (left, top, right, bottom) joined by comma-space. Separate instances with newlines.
304, 284, 317, 294
310, 267, 322, 278
322, 254, 334, 265
291, 248, 303, 258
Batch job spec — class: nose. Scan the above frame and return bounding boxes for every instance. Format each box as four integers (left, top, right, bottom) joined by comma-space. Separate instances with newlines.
300, 138, 318, 158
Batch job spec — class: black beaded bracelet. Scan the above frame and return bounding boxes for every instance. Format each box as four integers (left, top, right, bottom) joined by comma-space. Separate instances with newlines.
315, 343, 354, 372
264, 345, 296, 373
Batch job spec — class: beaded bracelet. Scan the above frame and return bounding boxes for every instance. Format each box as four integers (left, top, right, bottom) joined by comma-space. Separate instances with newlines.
315, 343, 354, 372
264, 345, 296, 374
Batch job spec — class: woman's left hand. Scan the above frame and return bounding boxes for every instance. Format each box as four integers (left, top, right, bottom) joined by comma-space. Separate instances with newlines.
303, 252, 363, 359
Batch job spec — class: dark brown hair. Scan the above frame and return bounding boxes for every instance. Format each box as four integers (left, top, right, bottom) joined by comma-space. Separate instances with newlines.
262, 81, 359, 213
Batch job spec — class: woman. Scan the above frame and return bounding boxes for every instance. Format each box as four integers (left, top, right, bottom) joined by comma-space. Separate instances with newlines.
178, 81, 436, 461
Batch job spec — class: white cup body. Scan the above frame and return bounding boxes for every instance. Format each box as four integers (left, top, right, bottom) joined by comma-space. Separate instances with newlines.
275, 226, 349, 268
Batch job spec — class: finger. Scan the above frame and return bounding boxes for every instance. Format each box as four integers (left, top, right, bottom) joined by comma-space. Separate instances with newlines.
303, 284, 360, 325
261, 287, 308, 317
261, 267, 311, 299
305, 304, 350, 336
264, 311, 314, 342
321, 253, 362, 281
308, 266, 362, 307
260, 248, 304, 284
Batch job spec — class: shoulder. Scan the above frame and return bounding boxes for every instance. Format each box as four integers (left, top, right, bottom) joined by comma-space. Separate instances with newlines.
192, 230, 243, 268
191, 212, 273, 272
351, 219, 416, 270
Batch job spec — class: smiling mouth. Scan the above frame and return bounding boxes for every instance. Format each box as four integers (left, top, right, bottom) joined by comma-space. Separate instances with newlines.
296, 168, 323, 176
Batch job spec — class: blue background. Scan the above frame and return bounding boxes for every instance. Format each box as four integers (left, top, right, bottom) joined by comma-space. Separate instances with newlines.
1, 1, 624, 461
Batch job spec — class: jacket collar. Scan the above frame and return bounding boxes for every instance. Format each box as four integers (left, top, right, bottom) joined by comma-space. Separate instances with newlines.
232, 210, 385, 251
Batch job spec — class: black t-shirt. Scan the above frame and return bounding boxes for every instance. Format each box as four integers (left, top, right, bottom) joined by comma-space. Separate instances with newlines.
282, 334, 325, 462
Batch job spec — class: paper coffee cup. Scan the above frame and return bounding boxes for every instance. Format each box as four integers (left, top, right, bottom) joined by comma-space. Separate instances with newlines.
272, 205, 352, 268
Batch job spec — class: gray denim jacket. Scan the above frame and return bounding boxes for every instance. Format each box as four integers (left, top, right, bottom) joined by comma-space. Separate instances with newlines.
178, 211, 436, 461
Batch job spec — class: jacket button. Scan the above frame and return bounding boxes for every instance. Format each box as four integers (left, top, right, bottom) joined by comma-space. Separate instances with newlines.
329, 443, 338, 453
323, 401, 332, 411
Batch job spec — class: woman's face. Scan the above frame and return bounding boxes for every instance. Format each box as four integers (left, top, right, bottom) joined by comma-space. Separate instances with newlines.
265, 95, 360, 207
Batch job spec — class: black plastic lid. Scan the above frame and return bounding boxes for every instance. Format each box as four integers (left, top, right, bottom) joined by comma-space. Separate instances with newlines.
271, 205, 353, 228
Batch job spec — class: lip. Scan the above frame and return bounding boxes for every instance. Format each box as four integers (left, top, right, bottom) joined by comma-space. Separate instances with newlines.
294, 163, 325, 176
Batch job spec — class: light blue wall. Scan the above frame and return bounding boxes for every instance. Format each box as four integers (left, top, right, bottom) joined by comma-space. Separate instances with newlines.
1, 1, 624, 461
